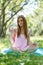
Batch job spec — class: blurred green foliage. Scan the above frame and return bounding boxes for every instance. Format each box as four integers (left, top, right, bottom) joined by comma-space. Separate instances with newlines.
26, 1, 43, 36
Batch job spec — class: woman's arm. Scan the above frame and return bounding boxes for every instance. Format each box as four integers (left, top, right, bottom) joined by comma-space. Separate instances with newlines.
27, 30, 30, 45
10, 29, 17, 44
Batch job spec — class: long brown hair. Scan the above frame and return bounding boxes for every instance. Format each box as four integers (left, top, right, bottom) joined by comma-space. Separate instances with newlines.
17, 15, 28, 38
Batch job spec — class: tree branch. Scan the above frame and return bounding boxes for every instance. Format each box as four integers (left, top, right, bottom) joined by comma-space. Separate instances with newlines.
10, 1, 22, 11
4, 7, 22, 26
3, 2, 27, 27
4, 0, 11, 9
4, 0, 17, 9
5, 1, 22, 15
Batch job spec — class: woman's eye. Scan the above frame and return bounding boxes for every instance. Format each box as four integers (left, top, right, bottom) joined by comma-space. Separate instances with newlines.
19, 20, 23, 22
21, 20, 23, 21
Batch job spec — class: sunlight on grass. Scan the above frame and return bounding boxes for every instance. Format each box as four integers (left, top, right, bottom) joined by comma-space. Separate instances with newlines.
0, 44, 5, 50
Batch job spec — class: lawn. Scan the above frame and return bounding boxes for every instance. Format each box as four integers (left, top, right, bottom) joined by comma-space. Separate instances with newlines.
0, 35, 43, 65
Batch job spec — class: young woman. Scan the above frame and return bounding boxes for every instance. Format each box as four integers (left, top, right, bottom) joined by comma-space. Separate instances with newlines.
11, 15, 38, 52
1, 15, 43, 56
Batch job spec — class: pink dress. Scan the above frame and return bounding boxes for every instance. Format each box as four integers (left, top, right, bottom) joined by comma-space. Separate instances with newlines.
13, 34, 29, 51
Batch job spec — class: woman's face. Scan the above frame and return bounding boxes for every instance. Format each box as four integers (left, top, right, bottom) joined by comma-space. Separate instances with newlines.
18, 18, 24, 27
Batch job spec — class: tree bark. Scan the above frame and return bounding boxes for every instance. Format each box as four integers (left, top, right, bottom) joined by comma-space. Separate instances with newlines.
0, 2, 6, 37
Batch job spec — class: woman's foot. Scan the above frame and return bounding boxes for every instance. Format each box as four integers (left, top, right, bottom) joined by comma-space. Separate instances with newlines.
32, 43, 38, 49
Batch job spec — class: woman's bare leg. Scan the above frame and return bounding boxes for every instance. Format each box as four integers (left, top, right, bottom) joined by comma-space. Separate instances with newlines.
28, 43, 38, 52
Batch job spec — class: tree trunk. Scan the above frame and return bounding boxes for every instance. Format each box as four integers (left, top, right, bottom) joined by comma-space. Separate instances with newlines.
0, 3, 6, 37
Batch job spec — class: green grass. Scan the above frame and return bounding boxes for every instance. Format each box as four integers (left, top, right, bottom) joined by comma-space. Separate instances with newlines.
0, 36, 43, 65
